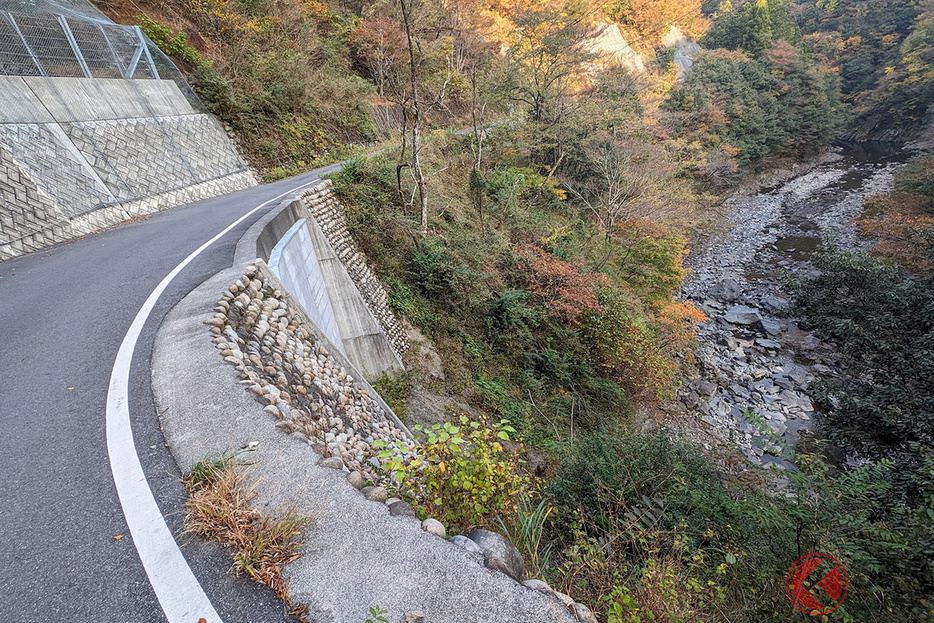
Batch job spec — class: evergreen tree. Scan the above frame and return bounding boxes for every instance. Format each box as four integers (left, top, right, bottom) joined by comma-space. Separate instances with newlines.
743, 0, 773, 56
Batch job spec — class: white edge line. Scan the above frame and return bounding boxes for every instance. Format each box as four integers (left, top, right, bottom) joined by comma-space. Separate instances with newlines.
106, 179, 319, 623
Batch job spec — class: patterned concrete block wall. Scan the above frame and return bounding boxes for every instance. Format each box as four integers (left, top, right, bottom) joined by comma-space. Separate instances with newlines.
0, 76, 257, 261
296, 181, 410, 361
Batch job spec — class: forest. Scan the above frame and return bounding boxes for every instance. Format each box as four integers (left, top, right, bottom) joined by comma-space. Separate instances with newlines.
96, 0, 934, 620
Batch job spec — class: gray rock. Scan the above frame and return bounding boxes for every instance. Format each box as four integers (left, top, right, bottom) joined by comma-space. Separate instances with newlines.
755, 338, 781, 350
319, 456, 345, 470
778, 389, 803, 409
709, 278, 741, 302
389, 501, 417, 517
761, 295, 789, 314
752, 378, 775, 394
450, 534, 484, 555
552, 591, 575, 607
729, 383, 750, 400
733, 409, 754, 434
522, 579, 552, 592
723, 305, 762, 325
760, 318, 783, 336
468, 528, 525, 581
347, 471, 365, 490
361, 486, 389, 503
422, 518, 446, 538
694, 380, 717, 397
761, 454, 798, 472
788, 366, 809, 384
572, 602, 598, 623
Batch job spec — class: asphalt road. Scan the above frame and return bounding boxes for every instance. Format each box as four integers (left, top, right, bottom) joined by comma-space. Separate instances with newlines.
0, 165, 340, 622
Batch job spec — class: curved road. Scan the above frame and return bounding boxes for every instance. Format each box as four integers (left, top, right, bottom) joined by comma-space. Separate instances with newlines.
0, 165, 340, 622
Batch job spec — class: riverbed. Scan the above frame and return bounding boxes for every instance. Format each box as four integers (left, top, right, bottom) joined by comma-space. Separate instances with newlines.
665, 144, 913, 470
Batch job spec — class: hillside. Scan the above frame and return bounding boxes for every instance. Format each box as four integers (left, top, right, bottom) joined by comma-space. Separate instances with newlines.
93, 0, 934, 620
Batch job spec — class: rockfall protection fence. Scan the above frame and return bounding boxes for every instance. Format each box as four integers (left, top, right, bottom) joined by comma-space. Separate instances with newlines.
0, 0, 201, 106
0, 11, 160, 79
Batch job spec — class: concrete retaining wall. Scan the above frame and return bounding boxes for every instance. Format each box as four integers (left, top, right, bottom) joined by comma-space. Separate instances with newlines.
268, 218, 347, 355
0, 76, 257, 261
296, 181, 409, 360
246, 180, 408, 381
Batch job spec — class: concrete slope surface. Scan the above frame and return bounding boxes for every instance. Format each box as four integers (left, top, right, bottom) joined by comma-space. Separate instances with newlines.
153, 266, 577, 623
0, 166, 336, 622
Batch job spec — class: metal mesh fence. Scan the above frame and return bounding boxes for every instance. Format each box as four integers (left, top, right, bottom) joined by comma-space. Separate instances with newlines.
0, 0, 204, 109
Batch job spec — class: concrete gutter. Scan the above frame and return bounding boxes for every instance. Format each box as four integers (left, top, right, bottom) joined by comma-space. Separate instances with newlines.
235, 182, 404, 380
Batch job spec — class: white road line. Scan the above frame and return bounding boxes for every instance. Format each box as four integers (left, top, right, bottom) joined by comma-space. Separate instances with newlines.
106, 179, 320, 623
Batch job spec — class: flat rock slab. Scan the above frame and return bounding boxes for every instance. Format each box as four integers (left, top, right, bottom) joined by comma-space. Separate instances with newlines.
723, 305, 762, 325
153, 265, 576, 623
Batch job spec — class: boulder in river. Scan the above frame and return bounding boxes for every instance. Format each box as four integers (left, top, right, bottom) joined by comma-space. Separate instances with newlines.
723, 305, 762, 325
709, 278, 742, 302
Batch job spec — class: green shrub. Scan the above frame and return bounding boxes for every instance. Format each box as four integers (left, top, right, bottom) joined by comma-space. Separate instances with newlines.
581, 288, 675, 401
138, 15, 204, 66
404, 239, 479, 308
483, 289, 538, 353
372, 372, 414, 421
376, 415, 528, 533
792, 246, 934, 504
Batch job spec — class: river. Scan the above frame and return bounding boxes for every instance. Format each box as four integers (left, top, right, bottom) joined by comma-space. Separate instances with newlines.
665, 143, 915, 471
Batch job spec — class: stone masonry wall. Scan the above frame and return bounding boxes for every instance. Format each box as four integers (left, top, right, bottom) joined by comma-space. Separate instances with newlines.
63, 115, 247, 201
212, 263, 410, 481
297, 180, 409, 361
0, 77, 257, 261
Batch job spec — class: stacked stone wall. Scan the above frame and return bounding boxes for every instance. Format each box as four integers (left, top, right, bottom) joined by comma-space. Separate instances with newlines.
297, 181, 409, 360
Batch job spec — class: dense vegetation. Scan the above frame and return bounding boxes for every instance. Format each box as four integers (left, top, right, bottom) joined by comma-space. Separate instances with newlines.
100, 0, 934, 179
799, 0, 934, 139
788, 157, 934, 621
96, 0, 934, 620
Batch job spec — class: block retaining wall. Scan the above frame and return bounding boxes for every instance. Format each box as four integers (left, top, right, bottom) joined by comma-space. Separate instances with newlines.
0, 77, 257, 261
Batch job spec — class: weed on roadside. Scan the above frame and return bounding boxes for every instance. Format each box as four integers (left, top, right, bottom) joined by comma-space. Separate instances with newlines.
183, 461, 317, 620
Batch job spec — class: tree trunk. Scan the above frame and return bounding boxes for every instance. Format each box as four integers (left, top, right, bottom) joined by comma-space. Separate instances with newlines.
471, 71, 483, 170
412, 115, 429, 235
399, 0, 429, 236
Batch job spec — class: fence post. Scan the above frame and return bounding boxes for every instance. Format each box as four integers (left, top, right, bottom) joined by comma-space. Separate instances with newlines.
7, 12, 46, 76
135, 26, 160, 80
98, 23, 125, 78
58, 15, 92, 78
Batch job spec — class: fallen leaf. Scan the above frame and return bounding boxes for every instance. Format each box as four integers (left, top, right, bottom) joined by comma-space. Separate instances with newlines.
199, 619, 207, 623
113, 535, 123, 541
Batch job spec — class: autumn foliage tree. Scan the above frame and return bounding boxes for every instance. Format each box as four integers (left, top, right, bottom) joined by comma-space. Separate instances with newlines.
568, 134, 676, 243
351, 14, 407, 98
859, 153, 934, 272
519, 245, 608, 324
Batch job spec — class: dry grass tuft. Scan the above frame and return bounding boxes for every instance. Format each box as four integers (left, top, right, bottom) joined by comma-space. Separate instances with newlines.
183, 460, 315, 620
